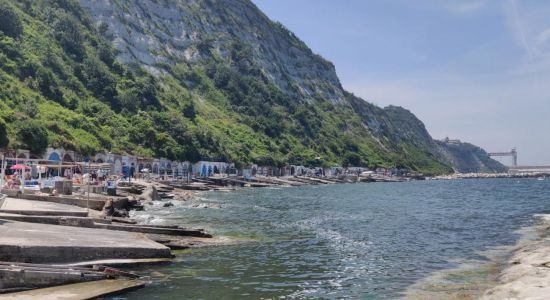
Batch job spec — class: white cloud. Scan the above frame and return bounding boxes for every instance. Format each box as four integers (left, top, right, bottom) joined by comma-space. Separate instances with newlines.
451, 1, 485, 14
504, 0, 550, 60
536, 28, 550, 46
505, 0, 534, 60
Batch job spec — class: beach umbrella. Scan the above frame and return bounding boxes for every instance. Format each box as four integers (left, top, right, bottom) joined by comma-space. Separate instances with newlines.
10, 164, 30, 170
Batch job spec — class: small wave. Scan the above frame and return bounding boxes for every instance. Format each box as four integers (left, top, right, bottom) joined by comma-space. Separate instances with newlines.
252, 205, 272, 212
291, 216, 371, 252
274, 216, 372, 298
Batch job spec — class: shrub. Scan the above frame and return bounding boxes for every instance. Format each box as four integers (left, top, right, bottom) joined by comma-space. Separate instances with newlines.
182, 101, 196, 119
53, 14, 85, 59
0, 3, 23, 38
17, 121, 48, 154
0, 118, 8, 148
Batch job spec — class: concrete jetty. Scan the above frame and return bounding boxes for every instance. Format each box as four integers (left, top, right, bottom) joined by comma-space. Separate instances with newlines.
0, 213, 104, 227
0, 262, 112, 291
295, 176, 336, 184
250, 177, 304, 186
289, 177, 320, 185
1, 192, 108, 211
0, 279, 146, 300
0, 198, 88, 217
0, 212, 210, 238
93, 222, 211, 237
0, 219, 172, 264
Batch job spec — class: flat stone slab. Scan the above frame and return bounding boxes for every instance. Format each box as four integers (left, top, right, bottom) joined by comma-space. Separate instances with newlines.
0, 213, 98, 227
0, 220, 172, 263
0, 279, 145, 300
0, 264, 109, 291
61, 258, 173, 267
14, 193, 107, 211
0, 198, 88, 217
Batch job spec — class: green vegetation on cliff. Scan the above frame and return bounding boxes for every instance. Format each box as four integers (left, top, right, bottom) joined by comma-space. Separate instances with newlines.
0, 0, 496, 175
437, 141, 507, 173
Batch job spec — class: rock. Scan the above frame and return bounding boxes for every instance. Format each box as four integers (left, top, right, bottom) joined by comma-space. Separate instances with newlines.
102, 199, 115, 216
191, 203, 221, 209
111, 209, 129, 218
481, 215, 550, 299
162, 202, 174, 208
138, 186, 160, 201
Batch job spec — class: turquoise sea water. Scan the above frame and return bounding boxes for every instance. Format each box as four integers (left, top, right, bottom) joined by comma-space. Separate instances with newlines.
117, 179, 549, 299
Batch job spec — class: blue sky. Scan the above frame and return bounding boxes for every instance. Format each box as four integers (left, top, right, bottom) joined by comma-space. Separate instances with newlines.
252, 0, 550, 165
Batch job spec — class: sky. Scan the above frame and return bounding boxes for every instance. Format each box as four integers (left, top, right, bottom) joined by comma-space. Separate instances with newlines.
252, 0, 550, 166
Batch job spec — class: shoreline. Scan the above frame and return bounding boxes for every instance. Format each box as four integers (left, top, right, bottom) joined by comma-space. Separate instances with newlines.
403, 214, 550, 300
0, 175, 355, 296
481, 214, 550, 299
1, 176, 548, 298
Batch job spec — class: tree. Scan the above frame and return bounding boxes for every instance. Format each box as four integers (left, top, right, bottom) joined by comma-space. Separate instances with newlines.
182, 101, 196, 119
23, 98, 39, 117
18, 122, 48, 154
81, 56, 117, 104
343, 152, 362, 168
98, 43, 116, 66
116, 76, 160, 112
98, 21, 109, 36
0, 3, 23, 38
54, 14, 85, 59
0, 119, 8, 148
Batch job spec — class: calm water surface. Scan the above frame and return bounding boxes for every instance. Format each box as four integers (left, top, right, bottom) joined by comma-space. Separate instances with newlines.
118, 179, 549, 299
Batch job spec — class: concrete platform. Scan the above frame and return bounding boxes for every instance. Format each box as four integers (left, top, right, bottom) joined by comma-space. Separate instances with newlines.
0, 220, 172, 264
0, 213, 106, 227
0, 198, 88, 217
4, 192, 108, 211
61, 258, 173, 267
0, 279, 145, 299
0, 212, 211, 238
0, 263, 110, 291
93, 222, 212, 237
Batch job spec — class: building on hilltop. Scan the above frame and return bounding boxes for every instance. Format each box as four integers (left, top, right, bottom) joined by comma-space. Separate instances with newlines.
442, 137, 462, 145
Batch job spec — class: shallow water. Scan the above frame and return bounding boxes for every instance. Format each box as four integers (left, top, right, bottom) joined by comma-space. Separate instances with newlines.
118, 178, 550, 299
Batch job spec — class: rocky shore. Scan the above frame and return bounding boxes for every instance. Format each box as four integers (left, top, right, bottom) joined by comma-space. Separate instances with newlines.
481, 215, 550, 300
4, 174, 546, 298
0, 179, 214, 297
0, 174, 367, 297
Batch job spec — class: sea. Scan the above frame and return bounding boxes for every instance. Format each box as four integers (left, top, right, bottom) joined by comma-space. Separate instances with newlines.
113, 178, 550, 299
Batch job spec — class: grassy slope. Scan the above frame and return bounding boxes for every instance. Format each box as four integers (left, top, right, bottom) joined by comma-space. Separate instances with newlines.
0, 0, 453, 174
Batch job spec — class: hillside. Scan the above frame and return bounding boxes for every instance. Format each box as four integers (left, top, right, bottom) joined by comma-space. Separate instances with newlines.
0, 0, 503, 174
437, 140, 507, 173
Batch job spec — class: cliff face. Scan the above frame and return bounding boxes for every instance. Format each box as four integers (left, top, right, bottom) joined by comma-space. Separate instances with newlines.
0, 0, 503, 174
79, 0, 345, 104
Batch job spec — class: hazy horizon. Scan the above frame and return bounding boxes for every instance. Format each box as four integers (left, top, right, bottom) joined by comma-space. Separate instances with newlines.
253, 0, 550, 166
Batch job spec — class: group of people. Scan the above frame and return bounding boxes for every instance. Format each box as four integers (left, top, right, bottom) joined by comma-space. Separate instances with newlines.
2, 174, 22, 190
